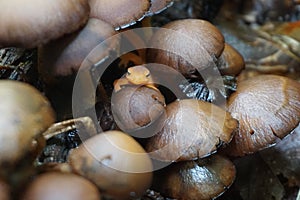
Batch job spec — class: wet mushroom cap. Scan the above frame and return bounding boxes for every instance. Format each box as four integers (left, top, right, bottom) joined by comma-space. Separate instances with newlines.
152, 155, 236, 200
68, 130, 153, 200
145, 99, 238, 162
89, 0, 150, 29
225, 75, 300, 156
217, 43, 245, 76
0, 179, 10, 200
38, 18, 118, 84
0, 0, 90, 48
147, 19, 225, 78
0, 80, 55, 167
21, 172, 101, 200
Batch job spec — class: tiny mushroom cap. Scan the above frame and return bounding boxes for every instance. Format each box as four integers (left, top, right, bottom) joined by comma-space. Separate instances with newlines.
217, 43, 245, 76
0, 0, 90, 48
68, 130, 153, 200
21, 172, 101, 200
225, 75, 300, 156
0, 80, 55, 168
145, 99, 238, 162
38, 18, 119, 85
147, 19, 225, 78
147, 0, 174, 16
152, 155, 236, 200
0, 179, 10, 200
89, 0, 150, 29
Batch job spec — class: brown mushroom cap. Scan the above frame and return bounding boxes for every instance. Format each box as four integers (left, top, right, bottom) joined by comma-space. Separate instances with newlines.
145, 99, 238, 162
68, 130, 153, 200
0, 179, 10, 200
147, 19, 225, 78
111, 85, 166, 133
147, 0, 174, 15
21, 172, 101, 200
217, 43, 245, 76
152, 155, 236, 200
0, 0, 90, 48
38, 18, 118, 85
89, 0, 150, 29
0, 80, 55, 168
225, 75, 300, 156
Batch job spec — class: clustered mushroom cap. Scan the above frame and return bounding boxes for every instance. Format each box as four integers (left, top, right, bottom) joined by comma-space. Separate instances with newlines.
68, 130, 153, 200
225, 75, 300, 156
146, 99, 238, 162
153, 155, 236, 200
38, 18, 118, 84
217, 43, 245, 76
89, 0, 150, 29
147, 19, 225, 78
0, 80, 55, 167
0, 0, 90, 48
21, 172, 101, 200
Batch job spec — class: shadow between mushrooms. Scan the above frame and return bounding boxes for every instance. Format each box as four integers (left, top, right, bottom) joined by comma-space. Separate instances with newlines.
145, 99, 238, 162
225, 75, 300, 156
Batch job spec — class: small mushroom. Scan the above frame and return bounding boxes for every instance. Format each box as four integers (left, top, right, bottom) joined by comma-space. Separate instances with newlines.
38, 18, 119, 85
68, 130, 153, 200
225, 75, 300, 156
147, 19, 225, 78
0, 80, 55, 171
217, 43, 245, 76
0, 0, 90, 48
21, 172, 101, 200
0, 179, 10, 200
89, 0, 150, 29
152, 154, 236, 200
145, 99, 238, 162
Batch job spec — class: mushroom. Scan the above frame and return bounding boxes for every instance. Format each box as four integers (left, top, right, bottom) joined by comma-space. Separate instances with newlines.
152, 154, 236, 200
0, 0, 90, 48
0, 179, 10, 200
147, 19, 225, 78
147, 0, 174, 16
89, 0, 150, 30
21, 172, 101, 200
67, 130, 153, 200
38, 18, 119, 85
224, 75, 300, 156
145, 99, 238, 162
0, 80, 55, 173
217, 43, 245, 76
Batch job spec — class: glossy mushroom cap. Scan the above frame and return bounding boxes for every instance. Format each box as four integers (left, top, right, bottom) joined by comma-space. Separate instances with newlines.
38, 18, 118, 85
0, 0, 90, 48
0, 179, 10, 200
153, 155, 236, 200
147, 19, 225, 78
21, 172, 101, 200
68, 131, 153, 200
147, 0, 174, 15
225, 75, 300, 156
217, 43, 245, 76
0, 80, 55, 168
89, 0, 150, 29
145, 99, 238, 162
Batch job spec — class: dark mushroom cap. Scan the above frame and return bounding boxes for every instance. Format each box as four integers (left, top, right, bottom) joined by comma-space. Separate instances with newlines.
145, 99, 238, 162
68, 130, 153, 200
111, 85, 166, 133
89, 0, 150, 29
147, 19, 225, 78
0, 179, 10, 200
0, 0, 90, 48
153, 154, 236, 200
21, 172, 101, 200
147, 0, 174, 16
225, 75, 300, 156
38, 18, 118, 85
0, 80, 55, 168
217, 43, 245, 76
